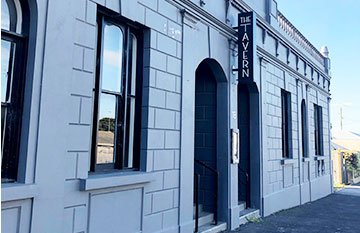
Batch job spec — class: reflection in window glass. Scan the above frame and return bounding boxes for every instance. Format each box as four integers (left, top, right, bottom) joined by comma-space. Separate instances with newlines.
1, 0, 10, 30
1, 40, 12, 144
96, 94, 116, 164
1, 40, 12, 103
129, 34, 137, 96
101, 23, 123, 93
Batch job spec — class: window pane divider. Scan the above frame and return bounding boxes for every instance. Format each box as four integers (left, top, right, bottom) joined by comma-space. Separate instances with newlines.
1, 29, 26, 40
101, 89, 122, 96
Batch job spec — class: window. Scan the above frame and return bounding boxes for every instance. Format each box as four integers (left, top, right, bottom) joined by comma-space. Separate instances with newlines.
1, 0, 29, 182
301, 100, 308, 157
281, 89, 292, 158
314, 104, 323, 156
91, 12, 143, 172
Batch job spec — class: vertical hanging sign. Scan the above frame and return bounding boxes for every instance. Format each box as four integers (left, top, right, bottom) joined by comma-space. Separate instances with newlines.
238, 12, 256, 84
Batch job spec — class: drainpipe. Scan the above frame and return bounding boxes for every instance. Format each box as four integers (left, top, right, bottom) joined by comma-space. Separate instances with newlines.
327, 96, 333, 192
259, 56, 265, 217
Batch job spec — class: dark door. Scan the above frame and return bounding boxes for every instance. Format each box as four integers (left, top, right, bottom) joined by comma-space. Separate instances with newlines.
238, 85, 250, 207
194, 65, 217, 213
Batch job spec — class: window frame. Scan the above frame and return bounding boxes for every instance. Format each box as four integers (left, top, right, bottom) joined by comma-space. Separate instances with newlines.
281, 89, 292, 159
90, 9, 143, 173
1, 0, 29, 183
314, 104, 323, 156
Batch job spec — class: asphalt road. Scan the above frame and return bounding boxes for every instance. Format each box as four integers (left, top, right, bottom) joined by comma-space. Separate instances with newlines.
230, 184, 360, 233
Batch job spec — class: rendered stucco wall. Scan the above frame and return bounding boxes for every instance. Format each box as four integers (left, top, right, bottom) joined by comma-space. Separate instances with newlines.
256, 26, 332, 216
64, 1, 183, 233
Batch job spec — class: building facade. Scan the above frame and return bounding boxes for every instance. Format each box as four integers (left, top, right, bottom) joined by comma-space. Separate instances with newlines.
1, 0, 332, 232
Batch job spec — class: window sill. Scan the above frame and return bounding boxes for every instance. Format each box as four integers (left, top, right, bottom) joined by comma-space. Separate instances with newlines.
314, 156, 325, 161
80, 171, 155, 191
302, 157, 311, 162
1, 183, 38, 202
280, 158, 297, 165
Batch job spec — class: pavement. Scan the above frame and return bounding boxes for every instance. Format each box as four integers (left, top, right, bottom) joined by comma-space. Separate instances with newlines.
336, 183, 360, 197
230, 183, 360, 233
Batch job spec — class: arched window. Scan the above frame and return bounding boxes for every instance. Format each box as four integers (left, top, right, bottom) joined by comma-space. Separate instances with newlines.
90, 11, 143, 172
301, 100, 308, 157
1, 0, 29, 182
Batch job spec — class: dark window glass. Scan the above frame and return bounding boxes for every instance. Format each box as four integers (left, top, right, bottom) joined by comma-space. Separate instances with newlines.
301, 100, 308, 157
91, 14, 142, 172
314, 104, 323, 156
281, 89, 292, 158
1, 0, 28, 182
124, 34, 137, 168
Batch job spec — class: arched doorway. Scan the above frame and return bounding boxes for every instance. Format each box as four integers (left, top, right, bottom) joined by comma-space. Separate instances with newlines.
194, 62, 217, 213
193, 59, 229, 229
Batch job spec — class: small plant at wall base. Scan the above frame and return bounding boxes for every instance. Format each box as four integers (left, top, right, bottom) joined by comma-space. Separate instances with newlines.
246, 216, 262, 223
333, 183, 345, 191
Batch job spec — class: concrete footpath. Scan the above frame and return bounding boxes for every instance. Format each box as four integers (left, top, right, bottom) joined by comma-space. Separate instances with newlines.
230, 184, 360, 233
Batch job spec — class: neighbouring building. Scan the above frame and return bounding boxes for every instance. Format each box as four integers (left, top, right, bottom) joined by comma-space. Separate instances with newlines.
1, 0, 333, 232
332, 130, 360, 185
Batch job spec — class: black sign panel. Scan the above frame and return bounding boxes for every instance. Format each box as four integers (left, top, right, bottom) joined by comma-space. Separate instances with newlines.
238, 12, 256, 84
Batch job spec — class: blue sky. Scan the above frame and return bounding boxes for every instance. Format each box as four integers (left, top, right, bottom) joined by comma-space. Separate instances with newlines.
276, 0, 360, 133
